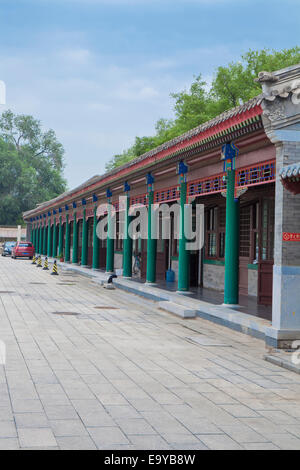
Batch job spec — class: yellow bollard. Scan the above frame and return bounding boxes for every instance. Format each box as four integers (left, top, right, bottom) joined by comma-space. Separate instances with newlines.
36, 255, 42, 268
32, 255, 36, 265
51, 260, 59, 275
43, 257, 49, 270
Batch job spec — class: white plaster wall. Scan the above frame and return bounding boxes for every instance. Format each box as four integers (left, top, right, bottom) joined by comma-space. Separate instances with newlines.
248, 269, 258, 297
203, 264, 224, 291
114, 252, 123, 269
171, 259, 179, 281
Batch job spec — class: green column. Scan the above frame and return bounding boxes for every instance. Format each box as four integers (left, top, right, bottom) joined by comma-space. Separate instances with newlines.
81, 208, 88, 266
52, 217, 57, 258
47, 218, 52, 257
65, 214, 70, 262
146, 191, 157, 283
123, 195, 133, 277
58, 215, 63, 257
36, 225, 39, 253
43, 223, 47, 255
92, 206, 99, 269
39, 224, 43, 254
72, 212, 78, 264
106, 202, 114, 272
224, 170, 239, 305
178, 181, 190, 291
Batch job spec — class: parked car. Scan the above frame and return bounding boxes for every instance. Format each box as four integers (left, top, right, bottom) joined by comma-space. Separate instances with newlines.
11, 241, 35, 259
1, 241, 16, 256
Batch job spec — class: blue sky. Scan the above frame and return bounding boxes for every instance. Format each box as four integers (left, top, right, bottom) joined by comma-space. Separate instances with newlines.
0, 0, 299, 188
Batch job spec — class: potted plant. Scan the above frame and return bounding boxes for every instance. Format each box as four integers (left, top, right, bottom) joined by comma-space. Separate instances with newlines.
58, 252, 64, 262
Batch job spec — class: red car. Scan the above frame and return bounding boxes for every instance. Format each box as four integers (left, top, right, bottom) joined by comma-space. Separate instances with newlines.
11, 241, 35, 259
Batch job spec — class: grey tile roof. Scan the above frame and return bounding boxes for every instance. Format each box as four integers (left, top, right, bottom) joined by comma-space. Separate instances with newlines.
107, 95, 262, 172
24, 95, 262, 218
280, 162, 300, 179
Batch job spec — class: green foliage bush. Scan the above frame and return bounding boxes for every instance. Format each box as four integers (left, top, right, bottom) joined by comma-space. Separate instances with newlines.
106, 47, 300, 171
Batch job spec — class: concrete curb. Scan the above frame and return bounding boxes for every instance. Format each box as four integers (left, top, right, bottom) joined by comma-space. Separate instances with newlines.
264, 354, 300, 375
158, 301, 197, 318
49, 259, 270, 342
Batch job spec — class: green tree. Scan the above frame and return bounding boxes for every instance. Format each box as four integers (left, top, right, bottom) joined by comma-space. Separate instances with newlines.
106, 46, 300, 170
0, 110, 67, 225
211, 47, 300, 110
170, 75, 215, 132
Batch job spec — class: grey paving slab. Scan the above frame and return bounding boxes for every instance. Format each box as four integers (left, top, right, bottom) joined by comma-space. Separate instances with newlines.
116, 418, 156, 435
18, 428, 57, 448
242, 442, 280, 450
15, 412, 49, 428
128, 434, 172, 450
43, 405, 79, 420
199, 433, 243, 450
87, 426, 130, 447
11, 399, 44, 413
0, 438, 20, 450
49, 419, 88, 437
56, 435, 97, 450
0, 421, 17, 438
1, 256, 300, 450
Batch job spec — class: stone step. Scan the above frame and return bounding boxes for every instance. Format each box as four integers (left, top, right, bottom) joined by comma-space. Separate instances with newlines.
158, 300, 196, 318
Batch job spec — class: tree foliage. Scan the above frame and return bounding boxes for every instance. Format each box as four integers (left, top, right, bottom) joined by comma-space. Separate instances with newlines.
0, 110, 67, 225
106, 47, 300, 171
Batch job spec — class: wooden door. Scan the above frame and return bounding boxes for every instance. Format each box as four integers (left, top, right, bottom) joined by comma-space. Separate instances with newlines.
87, 217, 93, 266
239, 205, 251, 295
258, 260, 273, 305
99, 239, 106, 269
78, 219, 83, 264
140, 239, 167, 281
189, 252, 198, 287
258, 198, 274, 305
141, 240, 147, 279
69, 221, 73, 260
156, 237, 167, 281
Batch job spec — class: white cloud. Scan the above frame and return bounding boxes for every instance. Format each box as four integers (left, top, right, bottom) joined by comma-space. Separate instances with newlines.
58, 48, 92, 65
0, 39, 238, 189
114, 81, 160, 101
49, 0, 234, 4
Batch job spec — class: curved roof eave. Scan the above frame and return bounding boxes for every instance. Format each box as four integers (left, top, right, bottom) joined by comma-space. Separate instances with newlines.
24, 95, 263, 219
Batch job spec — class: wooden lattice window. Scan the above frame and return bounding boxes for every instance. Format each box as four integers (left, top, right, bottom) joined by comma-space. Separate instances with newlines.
88, 217, 93, 247
115, 211, 123, 251
239, 206, 251, 258
251, 202, 259, 263
261, 199, 274, 261
205, 206, 226, 260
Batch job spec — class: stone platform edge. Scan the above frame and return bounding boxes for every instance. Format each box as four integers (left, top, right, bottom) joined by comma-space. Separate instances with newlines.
50, 259, 270, 342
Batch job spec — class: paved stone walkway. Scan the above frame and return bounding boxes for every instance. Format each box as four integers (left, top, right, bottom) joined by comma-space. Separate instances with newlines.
0, 257, 300, 450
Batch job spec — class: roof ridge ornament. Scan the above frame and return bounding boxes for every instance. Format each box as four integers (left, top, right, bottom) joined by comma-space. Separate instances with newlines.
254, 71, 278, 83
257, 65, 300, 107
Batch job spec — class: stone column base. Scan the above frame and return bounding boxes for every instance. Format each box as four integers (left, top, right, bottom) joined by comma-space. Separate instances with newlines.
265, 326, 300, 349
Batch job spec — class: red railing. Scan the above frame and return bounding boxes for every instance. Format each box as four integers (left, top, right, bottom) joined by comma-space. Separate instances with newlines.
130, 194, 147, 207
154, 185, 180, 203
236, 160, 275, 188
187, 159, 275, 198
92, 160, 276, 214
188, 173, 226, 198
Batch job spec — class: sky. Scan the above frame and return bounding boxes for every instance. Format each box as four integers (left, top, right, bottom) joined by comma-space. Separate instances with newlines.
0, 0, 299, 189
